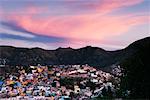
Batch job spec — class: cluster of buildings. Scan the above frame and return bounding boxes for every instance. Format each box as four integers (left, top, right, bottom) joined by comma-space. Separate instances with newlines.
0, 64, 119, 99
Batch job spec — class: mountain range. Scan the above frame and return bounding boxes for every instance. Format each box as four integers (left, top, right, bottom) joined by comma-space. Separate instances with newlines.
0, 37, 150, 68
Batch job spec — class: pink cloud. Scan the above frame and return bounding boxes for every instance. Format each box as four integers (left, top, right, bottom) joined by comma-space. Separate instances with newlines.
8, 12, 147, 41
2, 0, 147, 44
25, 6, 48, 15
96, 0, 143, 10
66, 0, 144, 15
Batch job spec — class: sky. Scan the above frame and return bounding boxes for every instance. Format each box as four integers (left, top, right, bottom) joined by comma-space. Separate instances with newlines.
0, 0, 149, 50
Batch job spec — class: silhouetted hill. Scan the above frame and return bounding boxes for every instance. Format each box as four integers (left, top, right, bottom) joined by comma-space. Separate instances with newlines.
119, 37, 150, 98
0, 37, 150, 68
0, 46, 112, 66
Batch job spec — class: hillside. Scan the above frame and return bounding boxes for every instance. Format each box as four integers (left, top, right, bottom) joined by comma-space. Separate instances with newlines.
119, 37, 150, 98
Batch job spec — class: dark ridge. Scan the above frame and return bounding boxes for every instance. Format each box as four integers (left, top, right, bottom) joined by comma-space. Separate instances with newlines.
0, 37, 149, 67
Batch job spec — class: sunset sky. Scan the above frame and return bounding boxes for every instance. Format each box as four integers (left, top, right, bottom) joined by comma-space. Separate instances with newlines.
0, 0, 149, 50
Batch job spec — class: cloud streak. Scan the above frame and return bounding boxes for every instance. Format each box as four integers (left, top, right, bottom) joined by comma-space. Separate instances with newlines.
0, 27, 35, 38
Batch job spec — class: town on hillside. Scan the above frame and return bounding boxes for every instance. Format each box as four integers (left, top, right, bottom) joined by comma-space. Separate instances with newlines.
0, 64, 124, 100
